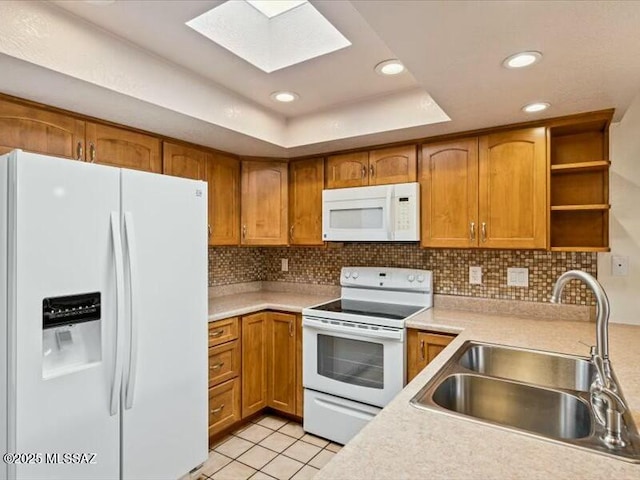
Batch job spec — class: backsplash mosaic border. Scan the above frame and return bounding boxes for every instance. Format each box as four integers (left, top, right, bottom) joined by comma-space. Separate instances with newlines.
209, 244, 597, 306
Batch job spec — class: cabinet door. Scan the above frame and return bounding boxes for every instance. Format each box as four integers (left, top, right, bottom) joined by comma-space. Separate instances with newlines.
406, 330, 455, 383
479, 128, 547, 249
325, 152, 369, 189
420, 139, 479, 248
289, 158, 324, 245
207, 153, 240, 245
85, 122, 161, 172
295, 315, 303, 417
241, 312, 268, 417
0, 97, 85, 159
267, 312, 297, 415
241, 161, 288, 245
369, 145, 417, 185
163, 141, 207, 180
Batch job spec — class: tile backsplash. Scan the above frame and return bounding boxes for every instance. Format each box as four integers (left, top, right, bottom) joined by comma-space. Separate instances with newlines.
209, 244, 598, 305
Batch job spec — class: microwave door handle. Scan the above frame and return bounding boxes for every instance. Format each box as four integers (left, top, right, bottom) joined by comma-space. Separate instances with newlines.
385, 187, 393, 240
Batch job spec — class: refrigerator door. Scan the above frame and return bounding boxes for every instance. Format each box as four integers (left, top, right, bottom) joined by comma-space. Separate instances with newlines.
120, 169, 208, 480
8, 151, 121, 480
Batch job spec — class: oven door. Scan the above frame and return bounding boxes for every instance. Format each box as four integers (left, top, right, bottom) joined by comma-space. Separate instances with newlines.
302, 316, 404, 408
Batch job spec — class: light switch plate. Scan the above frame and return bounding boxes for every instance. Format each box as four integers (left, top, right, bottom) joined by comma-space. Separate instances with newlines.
507, 267, 529, 287
469, 266, 482, 285
281, 258, 289, 272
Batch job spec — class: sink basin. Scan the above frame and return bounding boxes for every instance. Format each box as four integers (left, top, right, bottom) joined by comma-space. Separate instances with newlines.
409, 340, 640, 463
430, 373, 592, 439
459, 343, 595, 392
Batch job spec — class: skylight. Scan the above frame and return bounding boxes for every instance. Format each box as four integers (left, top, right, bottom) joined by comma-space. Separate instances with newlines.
186, 0, 351, 73
246, 1, 307, 19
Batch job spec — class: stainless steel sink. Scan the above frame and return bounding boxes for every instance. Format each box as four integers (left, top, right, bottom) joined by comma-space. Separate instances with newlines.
410, 340, 640, 462
432, 374, 592, 440
459, 343, 595, 392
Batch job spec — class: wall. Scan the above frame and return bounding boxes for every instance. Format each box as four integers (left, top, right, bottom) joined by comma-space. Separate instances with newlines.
598, 92, 640, 325
210, 245, 597, 306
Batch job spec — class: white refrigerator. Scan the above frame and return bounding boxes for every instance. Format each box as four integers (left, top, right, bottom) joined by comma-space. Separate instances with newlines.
0, 150, 208, 480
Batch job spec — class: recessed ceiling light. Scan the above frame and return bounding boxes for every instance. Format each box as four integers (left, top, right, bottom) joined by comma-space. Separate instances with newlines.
271, 91, 299, 103
503, 51, 542, 69
522, 102, 550, 113
246, 0, 307, 18
375, 59, 405, 76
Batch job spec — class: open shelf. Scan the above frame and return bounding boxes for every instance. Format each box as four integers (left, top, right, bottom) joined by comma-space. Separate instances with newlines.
548, 114, 611, 251
551, 204, 610, 211
550, 161, 610, 173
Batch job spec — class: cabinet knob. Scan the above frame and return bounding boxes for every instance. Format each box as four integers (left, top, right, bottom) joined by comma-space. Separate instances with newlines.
289, 320, 294, 337
361, 165, 367, 179
369, 164, 375, 177
242, 225, 247, 239
210, 404, 225, 415
470, 222, 476, 241
481, 222, 487, 243
420, 339, 425, 361
89, 143, 96, 163
208, 224, 212, 237
289, 225, 294, 242
76, 141, 83, 161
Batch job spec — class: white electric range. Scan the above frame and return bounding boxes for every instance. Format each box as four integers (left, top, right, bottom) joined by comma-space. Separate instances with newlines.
302, 266, 433, 445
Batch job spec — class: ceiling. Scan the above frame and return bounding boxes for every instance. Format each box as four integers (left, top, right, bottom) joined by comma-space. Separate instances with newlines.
0, 0, 639, 157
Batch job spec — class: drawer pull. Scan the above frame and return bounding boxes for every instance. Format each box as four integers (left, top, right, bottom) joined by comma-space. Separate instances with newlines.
210, 404, 225, 414
209, 362, 225, 370
209, 329, 225, 338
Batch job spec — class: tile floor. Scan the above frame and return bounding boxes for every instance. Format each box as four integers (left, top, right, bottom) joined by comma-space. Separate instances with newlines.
186, 414, 342, 480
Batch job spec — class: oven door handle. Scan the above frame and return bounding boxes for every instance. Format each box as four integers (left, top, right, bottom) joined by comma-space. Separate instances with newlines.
303, 317, 404, 341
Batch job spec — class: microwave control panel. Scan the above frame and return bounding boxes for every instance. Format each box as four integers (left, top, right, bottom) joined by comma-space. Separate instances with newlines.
395, 197, 411, 231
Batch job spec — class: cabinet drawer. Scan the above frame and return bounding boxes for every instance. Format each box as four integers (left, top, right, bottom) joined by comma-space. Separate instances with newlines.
209, 378, 241, 436
209, 340, 240, 388
209, 317, 239, 347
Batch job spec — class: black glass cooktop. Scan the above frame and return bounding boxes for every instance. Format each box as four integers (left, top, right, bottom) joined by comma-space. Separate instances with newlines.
309, 299, 424, 320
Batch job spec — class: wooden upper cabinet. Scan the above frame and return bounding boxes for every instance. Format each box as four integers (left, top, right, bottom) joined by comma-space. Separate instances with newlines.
289, 158, 324, 245
85, 122, 161, 173
0, 97, 84, 160
163, 141, 207, 180
369, 145, 417, 185
241, 160, 288, 245
207, 152, 240, 246
420, 139, 479, 248
479, 128, 547, 249
267, 312, 297, 415
326, 152, 369, 189
242, 312, 268, 418
326, 145, 417, 189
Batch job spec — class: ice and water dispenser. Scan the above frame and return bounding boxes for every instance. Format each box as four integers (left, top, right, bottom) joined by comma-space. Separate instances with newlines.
42, 292, 102, 378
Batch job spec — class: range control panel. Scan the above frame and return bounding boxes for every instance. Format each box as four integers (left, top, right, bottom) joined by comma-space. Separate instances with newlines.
340, 267, 432, 292
43, 292, 101, 329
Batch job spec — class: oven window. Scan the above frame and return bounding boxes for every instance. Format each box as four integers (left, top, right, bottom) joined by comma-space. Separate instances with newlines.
317, 334, 384, 389
329, 207, 383, 229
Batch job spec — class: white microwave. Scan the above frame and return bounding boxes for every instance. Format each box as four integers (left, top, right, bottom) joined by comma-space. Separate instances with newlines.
322, 182, 420, 242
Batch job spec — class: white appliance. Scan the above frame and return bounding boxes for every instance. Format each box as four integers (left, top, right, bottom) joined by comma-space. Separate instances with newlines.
322, 183, 420, 242
0, 150, 208, 480
302, 267, 432, 445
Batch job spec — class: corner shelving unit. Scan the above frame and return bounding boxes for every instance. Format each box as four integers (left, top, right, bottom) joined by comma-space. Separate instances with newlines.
549, 113, 612, 251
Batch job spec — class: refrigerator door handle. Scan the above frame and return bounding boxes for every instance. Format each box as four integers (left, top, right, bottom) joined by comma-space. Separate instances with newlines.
124, 212, 139, 410
110, 212, 125, 416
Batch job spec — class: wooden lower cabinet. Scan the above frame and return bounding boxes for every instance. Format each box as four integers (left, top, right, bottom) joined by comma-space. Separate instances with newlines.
406, 329, 456, 382
295, 315, 303, 417
209, 317, 239, 348
208, 378, 241, 436
267, 312, 297, 414
241, 312, 268, 417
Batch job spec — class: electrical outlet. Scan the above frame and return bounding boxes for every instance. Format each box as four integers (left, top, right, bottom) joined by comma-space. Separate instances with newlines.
469, 266, 482, 285
281, 258, 289, 272
507, 267, 529, 287
612, 255, 629, 276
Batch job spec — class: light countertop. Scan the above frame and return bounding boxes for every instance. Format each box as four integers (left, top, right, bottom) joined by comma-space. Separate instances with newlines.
207, 289, 640, 479
317, 308, 640, 480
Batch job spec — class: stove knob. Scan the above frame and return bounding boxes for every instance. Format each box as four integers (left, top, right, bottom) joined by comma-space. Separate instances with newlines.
344, 270, 352, 279
408, 274, 415, 282
417, 274, 425, 283
352, 272, 359, 279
